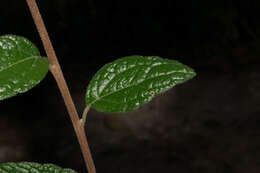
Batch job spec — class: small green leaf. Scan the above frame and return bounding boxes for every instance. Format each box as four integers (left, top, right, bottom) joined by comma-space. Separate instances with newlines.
86, 55, 196, 113
0, 35, 49, 100
0, 162, 77, 173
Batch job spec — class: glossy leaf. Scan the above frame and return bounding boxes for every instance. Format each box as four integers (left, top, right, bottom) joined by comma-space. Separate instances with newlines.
0, 35, 49, 100
86, 55, 196, 113
0, 162, 77, 173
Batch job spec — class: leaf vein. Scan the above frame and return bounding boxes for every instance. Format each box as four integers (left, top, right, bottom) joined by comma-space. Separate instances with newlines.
99, 62, 167, 96
91, 70, 186, 105
0, 56, 40, 73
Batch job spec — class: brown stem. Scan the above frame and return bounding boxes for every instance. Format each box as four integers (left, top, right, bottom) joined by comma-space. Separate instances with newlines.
25, 0, 96, 172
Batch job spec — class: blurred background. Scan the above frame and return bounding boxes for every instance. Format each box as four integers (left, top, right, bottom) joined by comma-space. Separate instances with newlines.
0, 0, 260, 172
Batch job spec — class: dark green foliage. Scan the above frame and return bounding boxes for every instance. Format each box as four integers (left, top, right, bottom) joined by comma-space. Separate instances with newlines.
0, 35, 49, 100
0, 162, 77, 173
86, 55, 196, 113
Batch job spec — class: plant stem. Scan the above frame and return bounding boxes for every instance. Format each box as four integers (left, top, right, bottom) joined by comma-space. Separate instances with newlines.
25, 0, 96, 172
81, 104, 91, 125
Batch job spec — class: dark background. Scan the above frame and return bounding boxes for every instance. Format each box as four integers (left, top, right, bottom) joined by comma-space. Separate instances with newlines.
1, 0, 260, 172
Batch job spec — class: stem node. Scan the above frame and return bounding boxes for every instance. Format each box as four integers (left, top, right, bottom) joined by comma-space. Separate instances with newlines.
25, 0, 96, 172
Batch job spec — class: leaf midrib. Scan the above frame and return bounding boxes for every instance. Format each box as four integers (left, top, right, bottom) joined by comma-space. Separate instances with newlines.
89, 67, 193, 105
0, 56, 40, 73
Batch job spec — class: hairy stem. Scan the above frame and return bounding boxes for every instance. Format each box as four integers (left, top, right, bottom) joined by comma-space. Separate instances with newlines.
25, 0, 96, 172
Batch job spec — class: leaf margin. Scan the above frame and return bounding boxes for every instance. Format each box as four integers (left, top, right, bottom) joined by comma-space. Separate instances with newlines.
86, 55, 196, 113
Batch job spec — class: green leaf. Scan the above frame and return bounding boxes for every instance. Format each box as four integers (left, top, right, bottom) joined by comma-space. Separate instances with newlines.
0, 162, 77, 173
86, 55, 196, 113
0, 35, 49, 100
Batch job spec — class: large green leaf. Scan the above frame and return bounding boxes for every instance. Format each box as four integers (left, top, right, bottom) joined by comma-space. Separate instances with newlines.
0, 35, 49, 100
86, 55, 196, 113
0, 162, 77, 173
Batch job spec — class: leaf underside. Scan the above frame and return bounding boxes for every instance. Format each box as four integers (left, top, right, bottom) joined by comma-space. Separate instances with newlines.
0, 35, 49, 100
0, 162, 77, 173
86, 55, 196, 113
